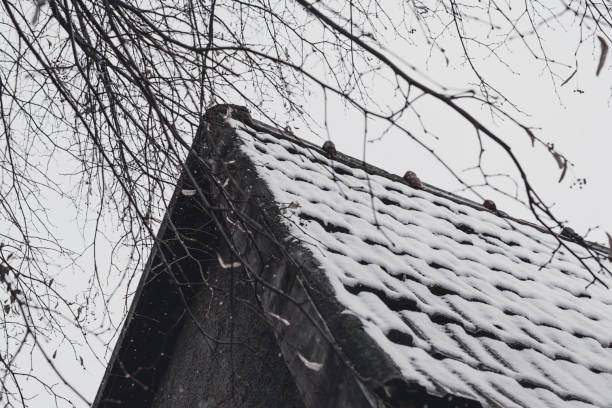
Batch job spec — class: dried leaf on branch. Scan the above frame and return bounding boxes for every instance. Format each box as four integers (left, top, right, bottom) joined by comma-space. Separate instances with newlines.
597, 36, 608, 76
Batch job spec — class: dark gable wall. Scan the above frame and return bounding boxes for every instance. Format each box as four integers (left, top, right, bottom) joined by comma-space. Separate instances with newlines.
94, 115, 305, 407
147, 116, 304, 407
151, 257, 305, 408
94, 160, 225, 406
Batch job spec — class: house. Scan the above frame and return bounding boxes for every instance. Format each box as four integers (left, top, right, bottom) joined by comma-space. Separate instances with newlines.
93, 105, 612, 408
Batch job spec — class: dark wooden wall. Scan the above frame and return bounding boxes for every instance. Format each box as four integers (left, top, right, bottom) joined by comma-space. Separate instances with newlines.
151, 259, 305, 408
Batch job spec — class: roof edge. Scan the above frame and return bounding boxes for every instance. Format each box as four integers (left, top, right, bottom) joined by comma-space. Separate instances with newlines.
220, 105, 608, 257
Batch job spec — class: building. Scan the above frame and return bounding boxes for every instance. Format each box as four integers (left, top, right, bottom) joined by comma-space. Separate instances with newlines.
93, 105, 612, 408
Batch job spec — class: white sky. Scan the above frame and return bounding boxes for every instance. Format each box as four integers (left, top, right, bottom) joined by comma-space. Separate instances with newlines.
298, 14, 612, 244
7, 3, 612, 407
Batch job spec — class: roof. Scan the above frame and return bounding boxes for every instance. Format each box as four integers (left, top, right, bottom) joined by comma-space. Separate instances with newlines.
95, 105, 612, 408
227, 110, 612, 408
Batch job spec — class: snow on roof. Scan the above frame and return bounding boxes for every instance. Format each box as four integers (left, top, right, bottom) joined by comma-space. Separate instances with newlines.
232, 120, 612, 408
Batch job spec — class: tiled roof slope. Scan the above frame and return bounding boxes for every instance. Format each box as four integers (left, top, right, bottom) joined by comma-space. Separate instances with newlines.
230, 119, 612, 408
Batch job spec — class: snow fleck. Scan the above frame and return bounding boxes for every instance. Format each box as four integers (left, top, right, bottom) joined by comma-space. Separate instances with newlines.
297, 352, 323, 371
216, 253, 241, 269
268, 312, 290, 326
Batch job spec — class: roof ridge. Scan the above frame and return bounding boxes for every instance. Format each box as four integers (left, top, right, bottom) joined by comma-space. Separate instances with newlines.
212, 104, 609, 257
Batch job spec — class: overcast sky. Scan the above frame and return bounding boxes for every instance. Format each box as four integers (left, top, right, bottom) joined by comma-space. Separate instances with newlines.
300, 15, 612, 245
8, 3, 612, 407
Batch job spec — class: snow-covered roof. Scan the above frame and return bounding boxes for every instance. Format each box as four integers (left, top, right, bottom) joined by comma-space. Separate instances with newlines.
232, 119, 612, 408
